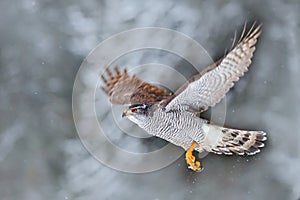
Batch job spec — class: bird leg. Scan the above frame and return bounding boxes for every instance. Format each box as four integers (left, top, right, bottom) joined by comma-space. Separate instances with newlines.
185, 141, 203, 172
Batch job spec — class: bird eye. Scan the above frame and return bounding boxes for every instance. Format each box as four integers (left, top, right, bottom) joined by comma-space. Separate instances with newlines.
131, 108, 137, 113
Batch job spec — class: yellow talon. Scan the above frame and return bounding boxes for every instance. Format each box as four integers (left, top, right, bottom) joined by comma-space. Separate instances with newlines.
185, 141, 203, 172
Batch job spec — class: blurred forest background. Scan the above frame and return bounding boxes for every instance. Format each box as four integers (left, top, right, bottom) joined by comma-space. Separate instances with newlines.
0, 0, 299, 200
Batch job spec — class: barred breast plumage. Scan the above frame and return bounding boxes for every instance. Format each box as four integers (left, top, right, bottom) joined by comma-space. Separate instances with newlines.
140, 107, 208, 151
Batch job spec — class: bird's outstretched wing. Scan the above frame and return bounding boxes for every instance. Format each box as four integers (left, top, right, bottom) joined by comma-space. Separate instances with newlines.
164, 23, 262, 112
101, 68, 172, 105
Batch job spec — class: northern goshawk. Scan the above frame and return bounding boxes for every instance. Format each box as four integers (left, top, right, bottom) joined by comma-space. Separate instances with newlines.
101, 23, 267, 171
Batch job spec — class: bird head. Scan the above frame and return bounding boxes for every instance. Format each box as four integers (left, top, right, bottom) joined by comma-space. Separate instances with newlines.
122, 104, 150, 125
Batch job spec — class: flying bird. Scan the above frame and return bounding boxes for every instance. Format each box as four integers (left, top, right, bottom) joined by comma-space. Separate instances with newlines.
101, 23, 267, 171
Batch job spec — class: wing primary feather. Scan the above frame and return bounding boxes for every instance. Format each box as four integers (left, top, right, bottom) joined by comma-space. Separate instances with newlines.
245, 21, 257, 38
164, 22, 262, 112
101, 67, 173, 105
124, 68, 128, 77
114, 67, 121, 78
101, 74, 108, 84
238, 22, 247, 44
106, 68, 114, 79
223, 48, 228, 58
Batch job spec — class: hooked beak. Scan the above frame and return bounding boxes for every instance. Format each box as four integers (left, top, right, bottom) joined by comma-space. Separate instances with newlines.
122, 109, 134, 118
122, 110, 128, 118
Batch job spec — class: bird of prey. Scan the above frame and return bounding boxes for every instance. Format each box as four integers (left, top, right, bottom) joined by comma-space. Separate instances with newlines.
101, 23, 267, 171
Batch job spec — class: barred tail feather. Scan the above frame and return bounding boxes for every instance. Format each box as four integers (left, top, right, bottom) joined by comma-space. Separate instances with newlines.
202, 124, 267, 156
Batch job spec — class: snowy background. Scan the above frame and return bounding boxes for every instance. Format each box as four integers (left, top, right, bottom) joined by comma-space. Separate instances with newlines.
0, 0, 299, 199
